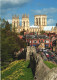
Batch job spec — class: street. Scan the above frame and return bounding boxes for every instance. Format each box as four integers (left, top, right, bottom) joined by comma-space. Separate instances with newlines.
36, 48, 57, 64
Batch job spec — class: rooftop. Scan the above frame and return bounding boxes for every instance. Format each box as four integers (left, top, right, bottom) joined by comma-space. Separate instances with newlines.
22, 14, 29, 18
12, 15, 19, 19
44, 26, 55, 31
30, 25, 39, 28
34, 15, 47, 17
26, 35, 49, 39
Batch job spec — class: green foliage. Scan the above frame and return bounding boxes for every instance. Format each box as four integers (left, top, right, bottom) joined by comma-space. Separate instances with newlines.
44, 61, 57, 69
0, 18, 6, 28
1, 60, 34, 80
1, 19, 27, 69
1, 29, 27, 66
5, 21, 10, 31
20, 29, 26, 35
1, 30, 20, 66
40, 30, 45, 34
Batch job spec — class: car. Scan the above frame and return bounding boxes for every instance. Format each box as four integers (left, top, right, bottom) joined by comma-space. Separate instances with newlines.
51, 54, 54, 57
43, 49, 47, 52
46, 53, 49, 58
50, 48, 52, 51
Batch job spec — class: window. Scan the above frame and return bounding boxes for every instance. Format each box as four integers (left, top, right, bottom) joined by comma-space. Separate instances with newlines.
42, 18, 45, 25
36, 18, 38, 25
35, 41, 37, 43
41, 40, 43, 43
39, 18, 41, 25
33, 40, 37, 43
44, 18, 45, 25
23, 21, 25, 27
39, 40, 40, 43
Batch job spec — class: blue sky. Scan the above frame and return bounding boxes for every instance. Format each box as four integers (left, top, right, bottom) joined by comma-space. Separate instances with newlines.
1, 0, 57, 26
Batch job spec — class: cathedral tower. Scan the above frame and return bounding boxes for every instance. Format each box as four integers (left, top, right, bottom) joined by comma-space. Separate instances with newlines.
34, 15, 47, 31
12, 15, 19, 32
22, 14, 29, 31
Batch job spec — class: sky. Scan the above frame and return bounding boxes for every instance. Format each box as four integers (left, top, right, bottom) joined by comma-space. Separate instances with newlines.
0, 0, 57, 27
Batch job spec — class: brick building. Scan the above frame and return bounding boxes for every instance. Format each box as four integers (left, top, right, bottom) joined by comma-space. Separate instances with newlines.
26, 35, 52, 48
52, 39, 57, 52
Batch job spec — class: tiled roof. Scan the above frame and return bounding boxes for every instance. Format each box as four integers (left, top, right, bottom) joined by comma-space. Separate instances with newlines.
26, 35, 49, 39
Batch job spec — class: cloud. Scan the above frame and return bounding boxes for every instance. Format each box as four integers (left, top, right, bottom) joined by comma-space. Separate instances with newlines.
47, 19, 56, 26
1, 0, 30, 9
32, 8, 57, 14
31, 8, 57, 26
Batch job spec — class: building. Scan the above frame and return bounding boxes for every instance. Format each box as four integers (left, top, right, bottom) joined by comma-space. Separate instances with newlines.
34, 15, 47, 31
12, 14, 57, 34
52, 39, 57, 52
22, 14, 29, 31
12, 14, 47, 33
44, 24, 57, 34
26, 35, 52, 48
12, 15, 19, 32
51, 26, 57, 34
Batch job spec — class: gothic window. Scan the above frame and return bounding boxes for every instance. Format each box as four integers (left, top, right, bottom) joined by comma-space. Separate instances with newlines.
36, 18, 38, 25
39, 18, 41, 25
44, 18, 45, 25
42, 18, 45, 25
23, 21, 25, 27
42, 18, 44, 25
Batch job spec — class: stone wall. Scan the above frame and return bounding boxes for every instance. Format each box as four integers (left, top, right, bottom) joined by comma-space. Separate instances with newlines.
26, 46, 36, 60
26, 46, 57, 80
34, 55, 57, 80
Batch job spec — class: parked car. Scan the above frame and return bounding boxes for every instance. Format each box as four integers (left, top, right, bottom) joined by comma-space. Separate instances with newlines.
46, 53, 49, 58
43, 49, 47, 52
51, 54, 54, 57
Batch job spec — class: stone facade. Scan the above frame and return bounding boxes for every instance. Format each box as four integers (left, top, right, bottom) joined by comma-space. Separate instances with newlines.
22, 14, 29, 31
12, 15, 19, 32
34, 15, 47, 31
12, 14, 47, 33
26, 46, 36, 60
12, 14, 57, 34
51, 26, 57, 34
45, 26, 57, 34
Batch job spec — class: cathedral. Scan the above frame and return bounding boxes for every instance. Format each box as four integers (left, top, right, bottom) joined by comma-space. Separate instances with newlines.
12, 14, 57, 34
12, 14, 47, 33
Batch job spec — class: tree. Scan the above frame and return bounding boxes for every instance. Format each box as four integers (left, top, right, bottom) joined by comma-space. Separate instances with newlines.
5, 21, 10, 31
40, 30, 45, 34
1, 19, 27, 69
20, 29, 26, 35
